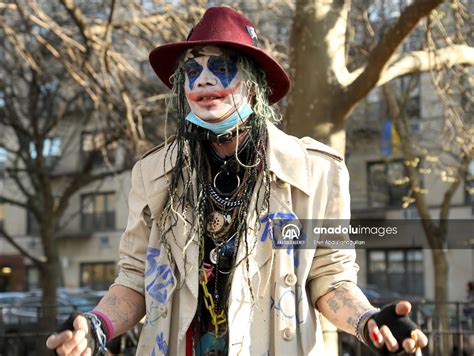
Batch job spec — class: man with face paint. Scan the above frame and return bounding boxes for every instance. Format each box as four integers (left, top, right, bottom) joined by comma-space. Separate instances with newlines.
47, 7, 427, 356
182, 46, 254, 156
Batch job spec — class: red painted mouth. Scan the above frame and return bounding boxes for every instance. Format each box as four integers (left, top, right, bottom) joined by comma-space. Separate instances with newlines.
197, 94, 223, 102
186, 83, 241, 103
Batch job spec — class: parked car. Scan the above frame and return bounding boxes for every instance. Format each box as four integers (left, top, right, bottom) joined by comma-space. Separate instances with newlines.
1, 289, 102, 331
0, 289, 103, 356
0, 292, 28, 305
0, 292, 27, 320
0, 288, 143, 356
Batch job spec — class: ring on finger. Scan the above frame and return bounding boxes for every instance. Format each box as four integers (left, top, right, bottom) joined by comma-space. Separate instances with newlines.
410, 330, 420, 353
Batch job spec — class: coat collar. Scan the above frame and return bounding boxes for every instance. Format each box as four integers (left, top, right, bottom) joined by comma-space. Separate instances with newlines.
266, 122, 311, 196
149, 122, 312, 196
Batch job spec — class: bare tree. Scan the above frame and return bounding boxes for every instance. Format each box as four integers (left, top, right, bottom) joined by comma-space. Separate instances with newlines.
382, 77, 470, 354
0, 0, 206, 347
284, 1, 472, 354
380, 7, 472, 350
0, 1, 294, 349
285, 0, 473, 154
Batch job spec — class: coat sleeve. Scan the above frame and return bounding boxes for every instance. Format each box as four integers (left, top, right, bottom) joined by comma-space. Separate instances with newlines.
307, 158, 359, 307
111, 160, 151, 295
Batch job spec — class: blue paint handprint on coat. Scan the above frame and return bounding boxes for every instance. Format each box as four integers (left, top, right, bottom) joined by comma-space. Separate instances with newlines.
145, 247, 175, 304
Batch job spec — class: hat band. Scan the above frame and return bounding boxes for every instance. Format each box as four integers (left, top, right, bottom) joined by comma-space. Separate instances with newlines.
185, 103, 253, 135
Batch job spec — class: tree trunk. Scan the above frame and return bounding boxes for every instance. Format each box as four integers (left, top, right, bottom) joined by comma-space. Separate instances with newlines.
38, 221, 61, 355
431, 248, 450, 356
384, 81, 454, 356
284, 0, 351, 155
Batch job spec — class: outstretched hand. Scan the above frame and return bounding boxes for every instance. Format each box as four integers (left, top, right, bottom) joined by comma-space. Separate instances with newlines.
366, 301, 428, 354
46, 314, 92, 356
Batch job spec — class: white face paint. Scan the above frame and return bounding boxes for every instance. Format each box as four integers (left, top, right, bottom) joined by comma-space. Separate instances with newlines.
183, 46, 250, 122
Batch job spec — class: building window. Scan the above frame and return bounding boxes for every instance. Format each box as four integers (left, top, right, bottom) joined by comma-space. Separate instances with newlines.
27, 210, 40, 236
29, 137, 61, 158
367, 249, 424, 296
395, 75, 420, 121
81, 192, 116, 231
80, 262, 116, 290
0, 146, 6, 178
29, 137, 61, 168
367, 159, 417, 208
81, 131, 117, 168
466, 160, 474, 205
405, 95, 421, 120
26, 265, 40, 290
0, 265, 13, 292
0, 204, 4, 229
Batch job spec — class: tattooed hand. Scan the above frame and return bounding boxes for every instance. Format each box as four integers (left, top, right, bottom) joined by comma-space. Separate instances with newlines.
365, 301, 428, 354
317, 283, 428, 354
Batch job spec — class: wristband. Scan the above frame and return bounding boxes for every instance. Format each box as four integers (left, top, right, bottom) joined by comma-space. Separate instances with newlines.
355, 308, 380, 343
90, 310, 114, 342
83, 312, 109, 355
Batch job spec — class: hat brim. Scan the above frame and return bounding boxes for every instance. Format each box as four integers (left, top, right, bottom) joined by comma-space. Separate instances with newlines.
149, 40, 290, 104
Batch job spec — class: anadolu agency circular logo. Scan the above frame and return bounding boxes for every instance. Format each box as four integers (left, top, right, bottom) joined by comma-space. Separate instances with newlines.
277, 223, 305, 246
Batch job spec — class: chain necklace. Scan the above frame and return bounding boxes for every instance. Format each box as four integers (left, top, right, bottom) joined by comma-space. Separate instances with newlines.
197, 126, 260, 340
208, 183, 242, 208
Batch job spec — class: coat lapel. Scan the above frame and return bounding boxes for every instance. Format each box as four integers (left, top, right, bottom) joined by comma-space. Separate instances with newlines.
233, 174, 296, 282
234, 122, 312, 281
147, 165, 200, 302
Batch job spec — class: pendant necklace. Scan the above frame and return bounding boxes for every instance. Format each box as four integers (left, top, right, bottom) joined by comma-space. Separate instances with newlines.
209, 231, 238, 264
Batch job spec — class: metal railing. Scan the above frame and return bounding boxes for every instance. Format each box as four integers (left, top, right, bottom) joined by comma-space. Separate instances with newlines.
0, 302, 139, 356
1, 301, 473, 356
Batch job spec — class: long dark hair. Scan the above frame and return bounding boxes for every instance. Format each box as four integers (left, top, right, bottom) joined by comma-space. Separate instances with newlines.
157, 51, 278, 301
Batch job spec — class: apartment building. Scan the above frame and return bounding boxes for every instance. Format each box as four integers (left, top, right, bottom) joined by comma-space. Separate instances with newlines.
0, 125, 133, 292
346, 72, 473, 302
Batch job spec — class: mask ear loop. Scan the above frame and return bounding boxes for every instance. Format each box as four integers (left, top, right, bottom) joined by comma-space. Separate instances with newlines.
231, 77, 260, 169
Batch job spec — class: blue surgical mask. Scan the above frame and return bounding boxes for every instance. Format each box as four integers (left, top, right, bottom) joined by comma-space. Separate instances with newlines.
185, 103, 253, 134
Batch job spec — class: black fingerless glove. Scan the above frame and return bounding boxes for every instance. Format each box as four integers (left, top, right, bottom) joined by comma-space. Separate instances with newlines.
363, 303, 418, 355
53, 313, 95, 354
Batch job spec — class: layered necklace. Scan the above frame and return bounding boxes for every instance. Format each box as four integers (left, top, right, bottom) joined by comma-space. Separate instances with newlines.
195, 123, 264, 354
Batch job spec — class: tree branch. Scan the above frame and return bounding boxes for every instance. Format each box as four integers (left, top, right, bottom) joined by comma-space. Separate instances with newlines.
382, 84, 444, 248
57, 0, 90, 48
346, 0, 443, 104
439, 155, 469, 225
377, 44, 474, 86
0, 195, 29, 209
54, 163, 131, 220
0, 227, 43, 266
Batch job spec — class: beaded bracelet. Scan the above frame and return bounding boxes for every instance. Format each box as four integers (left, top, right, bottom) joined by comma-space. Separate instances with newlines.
355, 308, 380, 344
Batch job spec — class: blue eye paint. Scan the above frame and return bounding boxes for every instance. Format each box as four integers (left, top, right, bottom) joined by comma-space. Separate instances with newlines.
184, 59, 203, 90
208, 55, 238, 88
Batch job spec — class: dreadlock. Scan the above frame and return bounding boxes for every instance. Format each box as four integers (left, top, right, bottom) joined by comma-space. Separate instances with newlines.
158, 50, 278, 302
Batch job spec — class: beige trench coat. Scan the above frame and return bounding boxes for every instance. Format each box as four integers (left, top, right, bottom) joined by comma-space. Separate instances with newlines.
113, 122, 359, 355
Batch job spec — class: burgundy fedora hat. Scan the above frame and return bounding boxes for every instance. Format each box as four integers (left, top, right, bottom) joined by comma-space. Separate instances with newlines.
149, 6, 290, 104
